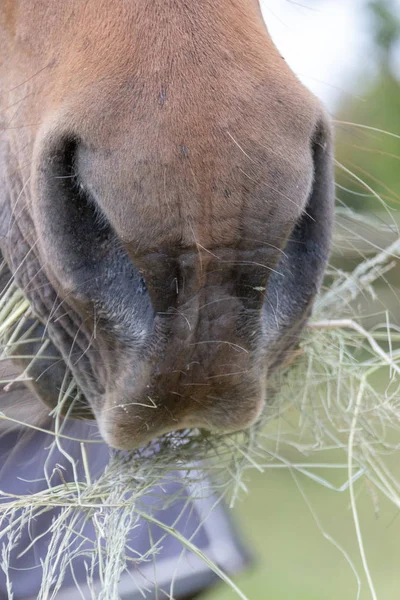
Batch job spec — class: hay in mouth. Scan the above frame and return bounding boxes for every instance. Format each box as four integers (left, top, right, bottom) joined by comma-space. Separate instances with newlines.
0, 213, 400, 599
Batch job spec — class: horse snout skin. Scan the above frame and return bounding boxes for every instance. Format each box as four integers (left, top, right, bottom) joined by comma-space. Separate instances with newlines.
0, 0, 335, 449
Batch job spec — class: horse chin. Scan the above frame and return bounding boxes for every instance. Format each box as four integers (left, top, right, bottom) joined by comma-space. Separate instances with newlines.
96, 392, 266, 451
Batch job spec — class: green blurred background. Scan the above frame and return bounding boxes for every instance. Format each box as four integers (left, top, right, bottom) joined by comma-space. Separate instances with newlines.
205, 1, 400, 598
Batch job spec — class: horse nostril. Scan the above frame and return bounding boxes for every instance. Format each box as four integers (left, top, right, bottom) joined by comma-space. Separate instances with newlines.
36, 138, 116, 282
36, 135, 183, 322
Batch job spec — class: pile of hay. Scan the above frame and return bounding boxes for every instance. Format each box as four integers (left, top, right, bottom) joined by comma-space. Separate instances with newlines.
0, 209, 399, 599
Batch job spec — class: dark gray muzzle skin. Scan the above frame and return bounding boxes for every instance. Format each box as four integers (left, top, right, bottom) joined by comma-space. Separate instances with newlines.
262, 123, 334, 366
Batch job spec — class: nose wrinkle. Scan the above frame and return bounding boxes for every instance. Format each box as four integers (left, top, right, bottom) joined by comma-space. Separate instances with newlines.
157, 286, 247, 384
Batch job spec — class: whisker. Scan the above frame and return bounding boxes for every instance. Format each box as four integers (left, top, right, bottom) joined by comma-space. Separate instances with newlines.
189, 340, 249, 354
335, 159, 400, 236
1, 62, 53, 95
334, 120, 400, 141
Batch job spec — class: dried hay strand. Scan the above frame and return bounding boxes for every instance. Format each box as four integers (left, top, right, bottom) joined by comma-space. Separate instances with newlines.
0, 209, 399, 600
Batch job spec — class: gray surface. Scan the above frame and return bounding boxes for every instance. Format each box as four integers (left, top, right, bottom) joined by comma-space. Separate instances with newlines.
0, 421, 250, 599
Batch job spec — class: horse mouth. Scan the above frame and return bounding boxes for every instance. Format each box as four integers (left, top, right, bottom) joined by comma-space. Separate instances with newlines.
2, 271, 267, 450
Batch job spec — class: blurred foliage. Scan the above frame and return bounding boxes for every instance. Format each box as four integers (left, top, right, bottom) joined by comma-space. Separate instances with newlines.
368, 0, 400, 72
335, 0, 400, 213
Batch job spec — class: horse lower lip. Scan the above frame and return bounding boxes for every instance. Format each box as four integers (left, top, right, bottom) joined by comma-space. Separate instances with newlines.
97, 415, 177, 451
94, 373, 266, 450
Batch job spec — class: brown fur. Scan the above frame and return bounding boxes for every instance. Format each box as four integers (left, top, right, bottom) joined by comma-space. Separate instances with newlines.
0, 1, 334, 449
